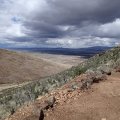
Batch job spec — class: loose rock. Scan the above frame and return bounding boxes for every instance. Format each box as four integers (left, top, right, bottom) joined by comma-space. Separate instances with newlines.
81, 78, 93, 90
44, 96, 56, 110
39, 109, 44, 120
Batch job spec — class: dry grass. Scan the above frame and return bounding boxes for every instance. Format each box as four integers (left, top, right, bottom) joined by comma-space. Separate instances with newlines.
0, 49, 69, 84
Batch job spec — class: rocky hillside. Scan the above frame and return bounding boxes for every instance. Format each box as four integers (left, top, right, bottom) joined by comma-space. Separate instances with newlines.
1, 46, 120, 120
7, 72, 120, 120
0, 49, 67, 84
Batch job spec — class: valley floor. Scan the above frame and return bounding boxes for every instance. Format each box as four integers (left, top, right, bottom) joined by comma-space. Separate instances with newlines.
0, 51, 85, 91
26, 52, 85, 68
6, 72, 120, 120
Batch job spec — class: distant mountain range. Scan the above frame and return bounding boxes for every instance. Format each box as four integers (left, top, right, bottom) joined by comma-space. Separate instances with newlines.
11, 46, 112, 58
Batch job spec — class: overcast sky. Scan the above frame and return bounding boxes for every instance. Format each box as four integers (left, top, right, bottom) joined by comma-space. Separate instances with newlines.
0, 0, 120, 48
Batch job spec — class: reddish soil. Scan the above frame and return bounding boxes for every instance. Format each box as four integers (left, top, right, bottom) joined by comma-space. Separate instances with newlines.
6, 72, 120, 120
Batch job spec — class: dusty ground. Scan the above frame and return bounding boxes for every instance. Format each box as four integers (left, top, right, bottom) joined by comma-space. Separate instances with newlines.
27, 53, 85, 68
6, 72, 120, 120
0, 49, 84, 89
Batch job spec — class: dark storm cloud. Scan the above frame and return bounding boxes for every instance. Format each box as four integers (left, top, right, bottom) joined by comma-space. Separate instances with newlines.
23, 0, 120, 40
1, 0, 120, 47
32, 0, 120, 25
23, 20, 65, 38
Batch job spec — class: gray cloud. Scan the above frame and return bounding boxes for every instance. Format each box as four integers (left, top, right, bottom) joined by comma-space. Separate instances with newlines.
31, 0, 119, 25
0, 0, 120, 48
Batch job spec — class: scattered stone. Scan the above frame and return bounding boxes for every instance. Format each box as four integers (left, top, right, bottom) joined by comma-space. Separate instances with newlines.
81, 69, 107, 90
39, 109, 44, 120
37, 96, 44, 100
86, 69, 107, 83
44, 96, 56, 110
115, 66, 120, 72
10, 108, 15, 115
67, 89, 73, 93
71, 84, 80, 90
81, 78, 93, 90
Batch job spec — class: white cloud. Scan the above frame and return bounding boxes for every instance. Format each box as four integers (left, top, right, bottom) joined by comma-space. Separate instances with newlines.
6, 23, 26, 37
98, 19, 120, 37
45, 36, 120, 48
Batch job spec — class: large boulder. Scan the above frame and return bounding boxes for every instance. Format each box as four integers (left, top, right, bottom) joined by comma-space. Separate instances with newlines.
81, 78, 93, 90
92, 70, 107, 83
46, 96, 56, 108
39, 109, 44, 120
81, 69, 107, 90
43, 96, 56, 110
86, 69, 107, 82
97, 65, 112, 75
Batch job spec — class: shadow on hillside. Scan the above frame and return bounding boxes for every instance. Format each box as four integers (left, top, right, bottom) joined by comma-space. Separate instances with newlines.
10, 46, 112, 59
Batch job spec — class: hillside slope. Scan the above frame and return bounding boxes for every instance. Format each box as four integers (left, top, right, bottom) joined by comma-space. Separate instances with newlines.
7, 72, 120, 120
0, 49, 67, 84
1, 46, 120, 120
44, 72, 120, 120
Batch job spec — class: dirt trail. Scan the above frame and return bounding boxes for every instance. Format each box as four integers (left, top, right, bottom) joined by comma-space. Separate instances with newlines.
6, 72, 120, 120
45, 72, 120, 120
0, 82, 31, 92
